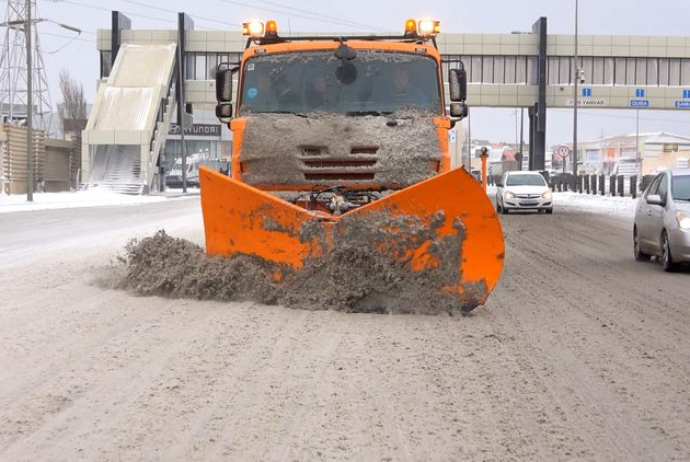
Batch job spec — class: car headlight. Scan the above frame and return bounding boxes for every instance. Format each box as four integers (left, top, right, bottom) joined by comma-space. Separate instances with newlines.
542, 190, 552, 199
676, 211, 690, 231
505, 191, 515, 199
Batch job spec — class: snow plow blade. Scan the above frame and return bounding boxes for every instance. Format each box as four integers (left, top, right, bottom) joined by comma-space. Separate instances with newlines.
199, 166, 504, 312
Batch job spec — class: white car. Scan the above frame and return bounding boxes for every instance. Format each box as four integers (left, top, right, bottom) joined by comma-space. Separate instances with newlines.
496, 171, 553, 214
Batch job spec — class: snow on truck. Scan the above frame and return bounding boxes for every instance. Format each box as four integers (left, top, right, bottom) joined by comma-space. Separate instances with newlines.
198, 19, 505, 313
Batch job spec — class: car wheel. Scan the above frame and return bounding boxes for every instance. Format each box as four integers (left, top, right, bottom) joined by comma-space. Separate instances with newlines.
545, 208, 553, 215
496, 201, 502, 213
661, 230, 677, 272
633, 227, 651, 262
501, 205, 509, 215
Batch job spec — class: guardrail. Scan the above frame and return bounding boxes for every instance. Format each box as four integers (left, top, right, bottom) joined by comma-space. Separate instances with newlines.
546, 173, 658, 199
486, 172, 657, 199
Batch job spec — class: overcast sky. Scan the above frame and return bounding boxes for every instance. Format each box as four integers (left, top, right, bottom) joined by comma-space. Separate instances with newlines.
15, 0, 690, 145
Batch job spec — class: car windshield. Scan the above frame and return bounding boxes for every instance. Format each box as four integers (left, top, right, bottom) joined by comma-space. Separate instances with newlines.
239, 50, 441, 116
672, 175, 690, 200
506, 174, 546, 187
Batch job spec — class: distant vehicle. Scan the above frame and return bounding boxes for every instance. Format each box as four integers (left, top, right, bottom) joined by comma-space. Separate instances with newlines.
633, 169, 690, 271
166, 157, 200, 188
496, 170, 553, 214
166, 157, 230, 188
545, 169, 562, 180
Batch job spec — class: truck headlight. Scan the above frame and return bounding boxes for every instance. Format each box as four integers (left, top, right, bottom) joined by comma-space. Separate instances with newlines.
676, 211, 690, 231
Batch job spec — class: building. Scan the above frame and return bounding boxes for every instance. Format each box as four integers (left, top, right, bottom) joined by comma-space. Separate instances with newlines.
560, 132, 690, 176
81, 11, 690, 193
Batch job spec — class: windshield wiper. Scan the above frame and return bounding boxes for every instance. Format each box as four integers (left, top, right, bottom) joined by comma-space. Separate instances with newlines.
346, 111, 393, 117
261, 110, 308, 118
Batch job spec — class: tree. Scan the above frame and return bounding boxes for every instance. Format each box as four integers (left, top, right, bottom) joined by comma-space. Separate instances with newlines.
58, 70, 87, 138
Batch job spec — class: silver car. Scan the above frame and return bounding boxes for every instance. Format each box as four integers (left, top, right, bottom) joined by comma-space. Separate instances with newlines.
496, 171, 553, 214
633, 169, 690, 271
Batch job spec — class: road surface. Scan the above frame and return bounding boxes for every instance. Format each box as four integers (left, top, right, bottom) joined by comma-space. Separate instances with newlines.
1, 196, 689, 461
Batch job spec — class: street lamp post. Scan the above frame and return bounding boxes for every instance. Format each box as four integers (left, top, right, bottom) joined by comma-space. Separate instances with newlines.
573, 0, 579, 177
635, 109, 641, 176
25, 0, 33, 201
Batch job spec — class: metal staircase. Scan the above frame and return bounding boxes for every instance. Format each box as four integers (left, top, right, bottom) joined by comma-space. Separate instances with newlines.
81, 43, 178, 195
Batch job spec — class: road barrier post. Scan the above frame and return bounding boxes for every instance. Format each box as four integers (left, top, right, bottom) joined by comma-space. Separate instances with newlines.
631, 175, 637, 199
599, 174, 606, 195
591, 175, 597, 195
618, 175, 625, 197
585, 175, 590, 194
610, 175, 616, 196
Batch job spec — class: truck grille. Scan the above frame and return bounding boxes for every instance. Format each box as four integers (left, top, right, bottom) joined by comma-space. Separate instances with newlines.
298, 146, 379, 182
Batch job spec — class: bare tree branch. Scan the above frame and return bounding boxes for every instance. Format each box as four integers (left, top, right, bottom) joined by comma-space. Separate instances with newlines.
58, 70, 88, 136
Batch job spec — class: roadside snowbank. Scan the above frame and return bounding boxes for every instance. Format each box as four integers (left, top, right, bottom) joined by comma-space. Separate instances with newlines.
0, 189, 173, 214
554, 191, 637, 218
487, 185, 637, 218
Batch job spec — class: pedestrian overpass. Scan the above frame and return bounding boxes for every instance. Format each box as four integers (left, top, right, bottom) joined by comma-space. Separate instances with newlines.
83, 12, 690, 192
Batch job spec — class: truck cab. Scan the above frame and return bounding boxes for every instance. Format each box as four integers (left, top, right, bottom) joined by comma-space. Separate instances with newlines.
215, 19, 468, 199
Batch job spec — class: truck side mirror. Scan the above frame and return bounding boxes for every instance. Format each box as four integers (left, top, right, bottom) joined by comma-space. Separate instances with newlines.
449, 102, 468, 119
216, 103, 233, 122
216, 65, 234, 102
449, 67, 467, 102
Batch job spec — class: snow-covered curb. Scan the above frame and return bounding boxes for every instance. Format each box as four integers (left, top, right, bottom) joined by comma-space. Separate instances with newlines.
0, 190, 196, 214
486, 185, 637, 218
554, 191, 637, 218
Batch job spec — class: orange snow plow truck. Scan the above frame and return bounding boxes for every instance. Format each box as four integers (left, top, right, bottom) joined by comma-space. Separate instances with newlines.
199, 19, 504, 313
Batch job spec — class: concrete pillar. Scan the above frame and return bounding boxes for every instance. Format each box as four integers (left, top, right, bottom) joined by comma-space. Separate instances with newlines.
111, 12, 132, 69
529, 17, 548, 172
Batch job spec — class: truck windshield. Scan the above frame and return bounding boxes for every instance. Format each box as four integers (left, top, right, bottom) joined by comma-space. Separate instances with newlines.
239, 50, 441, 116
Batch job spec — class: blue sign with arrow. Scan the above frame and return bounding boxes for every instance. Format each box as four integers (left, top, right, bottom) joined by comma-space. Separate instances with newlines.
683, 90, 690, 99
582, 88, 592, 97
636, 89, 646, 98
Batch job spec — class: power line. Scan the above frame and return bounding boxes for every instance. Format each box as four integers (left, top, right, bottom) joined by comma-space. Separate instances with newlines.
41, 0, 236, 31
117, 0, 242, 28
41, 30, 93, 43
39, 0, 179, 26
253, 0, 393, 32
215, 0, 390, 32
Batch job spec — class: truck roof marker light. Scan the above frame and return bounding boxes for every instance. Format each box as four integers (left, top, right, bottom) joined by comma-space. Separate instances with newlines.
265, 20, 278, 36
418, 19, 440, 37
404, 19, 417, 37
243, 21, 265, 38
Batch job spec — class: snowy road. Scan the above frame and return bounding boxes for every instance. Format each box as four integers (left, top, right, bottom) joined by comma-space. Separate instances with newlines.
2, 195, 690, 461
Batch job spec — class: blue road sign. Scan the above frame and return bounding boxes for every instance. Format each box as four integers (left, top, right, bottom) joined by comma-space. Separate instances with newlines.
630, 100, 649, 107
683, 90, 690, 99
636, 89, 646, 98
676, 101, 690, 108
582, 88, 592, 97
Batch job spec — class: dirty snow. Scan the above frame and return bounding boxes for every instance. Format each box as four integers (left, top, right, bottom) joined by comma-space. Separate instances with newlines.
3, 197, 690, 460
